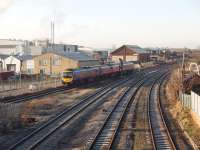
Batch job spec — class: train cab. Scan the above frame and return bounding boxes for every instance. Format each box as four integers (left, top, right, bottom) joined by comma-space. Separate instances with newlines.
62, 70, 73, 84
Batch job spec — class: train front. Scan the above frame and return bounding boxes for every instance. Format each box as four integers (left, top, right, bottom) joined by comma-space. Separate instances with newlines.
61, 70, 73, 84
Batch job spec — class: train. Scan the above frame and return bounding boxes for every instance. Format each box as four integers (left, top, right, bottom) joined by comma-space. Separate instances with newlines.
61, 62, 136, 85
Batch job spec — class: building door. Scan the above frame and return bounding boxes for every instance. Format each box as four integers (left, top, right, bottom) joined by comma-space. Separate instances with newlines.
7, 64, 16, 72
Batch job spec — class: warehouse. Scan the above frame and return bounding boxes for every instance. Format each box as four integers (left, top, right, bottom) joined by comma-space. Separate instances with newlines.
34, 52, 100, 76
110, 45, 150, 63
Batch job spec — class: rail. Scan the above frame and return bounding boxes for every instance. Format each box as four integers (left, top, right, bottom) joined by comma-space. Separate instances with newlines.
148, 73, 176, 150
86, 71, 162, 150
8, 73, 137, 150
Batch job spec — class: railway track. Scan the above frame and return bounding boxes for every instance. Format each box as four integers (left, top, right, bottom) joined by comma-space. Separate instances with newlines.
1, 71, 145, 104
1, 76, 126, 104
1, 85, 72, 103
1, 68, 157, 104
8, 70, 155, 150
2, 68, 158, 104
148, 74, 176, 150
85, 71, 165, 150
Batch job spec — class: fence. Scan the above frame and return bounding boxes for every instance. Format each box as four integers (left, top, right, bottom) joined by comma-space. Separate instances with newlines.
191, 91, 200, 117
179, 90, 200, 118
0, 78, 61, 97
179, 91, 192, 109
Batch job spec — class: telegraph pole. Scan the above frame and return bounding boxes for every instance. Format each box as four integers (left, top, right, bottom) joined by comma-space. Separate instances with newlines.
123, 46, 127, 62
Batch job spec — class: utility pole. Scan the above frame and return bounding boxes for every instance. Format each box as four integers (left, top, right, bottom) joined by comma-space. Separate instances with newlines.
181, 52, 185, 89
51, 21, 55, 49
123, 46, 126, 62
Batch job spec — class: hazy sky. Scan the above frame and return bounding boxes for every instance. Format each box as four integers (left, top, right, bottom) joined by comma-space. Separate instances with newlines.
0, 0, 200, 48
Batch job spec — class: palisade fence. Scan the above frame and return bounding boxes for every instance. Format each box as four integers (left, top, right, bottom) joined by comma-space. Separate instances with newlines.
191, 91, 200, 117
179, 90, 200, 118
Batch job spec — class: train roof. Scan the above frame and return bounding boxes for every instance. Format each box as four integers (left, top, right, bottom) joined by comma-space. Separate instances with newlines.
63, 61, 137, 73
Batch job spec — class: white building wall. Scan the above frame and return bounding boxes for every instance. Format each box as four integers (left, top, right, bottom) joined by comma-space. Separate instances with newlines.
0, 48, 16, 55
4, 56, 21, 73
0, 39, 28, 55
26, 60, 34, 70
0, 39, 24, 45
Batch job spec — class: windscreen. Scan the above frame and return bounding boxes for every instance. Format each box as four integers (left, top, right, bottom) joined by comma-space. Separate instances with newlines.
63, 72, 73, 78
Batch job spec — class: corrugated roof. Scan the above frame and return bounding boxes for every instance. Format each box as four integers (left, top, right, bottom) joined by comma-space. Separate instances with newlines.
12, 55, 33, 61
49, 51, 97, 61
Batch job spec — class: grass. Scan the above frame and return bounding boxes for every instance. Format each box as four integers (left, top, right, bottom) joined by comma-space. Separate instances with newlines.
166, 69, 200, 147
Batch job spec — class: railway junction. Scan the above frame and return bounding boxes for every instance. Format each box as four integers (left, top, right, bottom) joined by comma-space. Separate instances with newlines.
0, 64, 198, 150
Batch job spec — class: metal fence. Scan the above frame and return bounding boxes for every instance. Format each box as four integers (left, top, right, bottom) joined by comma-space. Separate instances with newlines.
179, 90, 200, 118
0, 78, 61, 97
191, 91, 200, 117
179, 91, 192, 109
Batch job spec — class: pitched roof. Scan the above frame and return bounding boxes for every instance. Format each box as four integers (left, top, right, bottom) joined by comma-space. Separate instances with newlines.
125, 45, 147, 54
16, 55, 33, 61
0, 54, 9, 59
7, 55, 33, 61
48, 51, 97, 61
111, 45, 147, 55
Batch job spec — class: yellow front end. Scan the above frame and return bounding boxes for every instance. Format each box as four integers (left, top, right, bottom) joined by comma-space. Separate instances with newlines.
62, 71, 74, 85
62, 77, 73, 84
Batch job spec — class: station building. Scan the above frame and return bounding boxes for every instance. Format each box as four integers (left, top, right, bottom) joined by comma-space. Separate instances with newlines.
110, 45, 150, 63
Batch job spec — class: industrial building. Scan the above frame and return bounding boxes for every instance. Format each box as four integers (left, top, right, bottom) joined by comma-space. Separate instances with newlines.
110, 45, 150, 63
0, 39, 79, 56
0, 39, 30, 55
33, 52, 100, 76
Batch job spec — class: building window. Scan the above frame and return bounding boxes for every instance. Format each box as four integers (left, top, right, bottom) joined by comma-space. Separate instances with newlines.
52, 56, 61, 66
40, 68, 45, 74
39, 59, 48, 66
27, 69, 33, 74
64, 45, 66, 52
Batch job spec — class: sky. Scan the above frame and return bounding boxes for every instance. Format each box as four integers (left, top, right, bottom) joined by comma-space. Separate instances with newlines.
0, 0, 200, 49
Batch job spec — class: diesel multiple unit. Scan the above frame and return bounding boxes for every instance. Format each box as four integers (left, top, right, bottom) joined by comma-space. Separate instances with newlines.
61, 62, 135, 85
